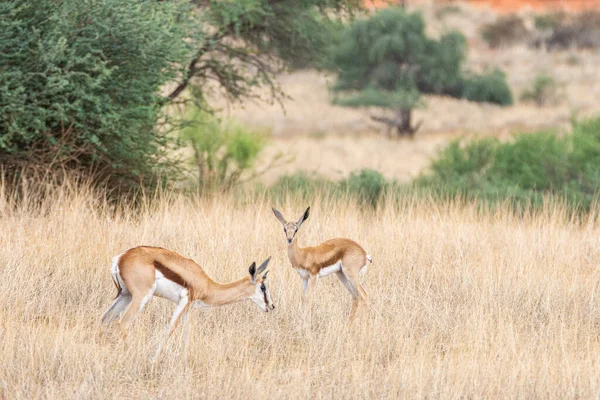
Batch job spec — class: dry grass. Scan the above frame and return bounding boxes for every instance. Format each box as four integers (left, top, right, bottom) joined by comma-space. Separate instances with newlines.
1, 183, 600, 399
255, 132, 455, 184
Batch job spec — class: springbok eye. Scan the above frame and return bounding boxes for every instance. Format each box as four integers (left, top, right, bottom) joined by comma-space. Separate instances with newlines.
261, 284, 266, 291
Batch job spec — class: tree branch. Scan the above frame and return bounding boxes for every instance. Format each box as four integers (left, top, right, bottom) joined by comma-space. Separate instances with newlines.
167, 32, 226, 100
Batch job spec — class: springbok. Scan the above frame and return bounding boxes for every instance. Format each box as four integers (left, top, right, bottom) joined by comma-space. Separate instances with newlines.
100, 246, 274, 361
272, 207, 372, 319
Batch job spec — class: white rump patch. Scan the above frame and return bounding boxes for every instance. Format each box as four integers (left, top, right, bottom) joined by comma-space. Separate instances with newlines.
111, 253, 127, 293
361, 254, 372, 276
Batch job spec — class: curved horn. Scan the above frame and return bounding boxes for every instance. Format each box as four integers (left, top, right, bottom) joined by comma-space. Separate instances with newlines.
262, 270, 269, 279
257, 256, 271, 274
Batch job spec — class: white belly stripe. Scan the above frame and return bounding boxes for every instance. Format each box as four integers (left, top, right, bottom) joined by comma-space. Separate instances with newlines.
154, 269, 187, 304
319, 261, 342, 277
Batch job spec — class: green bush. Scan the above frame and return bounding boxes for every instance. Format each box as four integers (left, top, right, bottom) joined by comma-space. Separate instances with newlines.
0, 0, 193, 191
520, 74, 558, 106
267, 169, 388, 208
488, 131, 570, 190
416, 117, 600, 212
461, 70, 514, 106
180, 109, 266, 192
267, 172, 339, 203
342, 169, 386, 207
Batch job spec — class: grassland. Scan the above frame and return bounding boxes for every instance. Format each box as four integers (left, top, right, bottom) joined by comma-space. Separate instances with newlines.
1, 183, 599, 398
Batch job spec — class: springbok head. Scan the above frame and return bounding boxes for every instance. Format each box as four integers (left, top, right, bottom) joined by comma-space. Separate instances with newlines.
247, 257, 274, 312
272, 207, 310, 245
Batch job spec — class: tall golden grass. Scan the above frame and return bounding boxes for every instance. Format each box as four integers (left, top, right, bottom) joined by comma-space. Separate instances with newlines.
1, 182, 599, 399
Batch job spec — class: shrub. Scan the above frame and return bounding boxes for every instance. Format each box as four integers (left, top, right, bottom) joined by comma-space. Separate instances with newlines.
535, 11, 600, 50
481, 15, 529, 48
0, 0, 192, 192
461, 70, 514, 106
488, 131, 570, 190
416, 117, 600, 212
534, 12, 566, 31
180, 109, 266, 192
342, 169, 386, 207
520, 74, 558, 106
570, 117, 600, 194
267, 169, 388, 208
427, 138, 499, 182
268, 172, 339, 202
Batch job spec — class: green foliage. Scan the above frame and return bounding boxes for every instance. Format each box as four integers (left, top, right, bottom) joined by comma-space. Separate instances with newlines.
570, 117, 600, 193
462, 70, 514, 106
342, 169, 386, 207
0, 0, 359, 193
0, 0, 192, 191
332, 89, 422, 110
268, 168, 388, 208
416, 117, 600, 212
180, 109, 266, 192
330, 7, 512, 115
417, 32, 467, 96
331, 9, 461, 107
520, 73, 558, 106
173, 0, 361, 106
427, 138, 498, 181
268, 172, 338, 202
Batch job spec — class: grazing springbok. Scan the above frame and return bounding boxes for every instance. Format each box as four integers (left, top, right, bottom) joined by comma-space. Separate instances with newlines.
100, 246, 274, 361
272, 207, 372, 319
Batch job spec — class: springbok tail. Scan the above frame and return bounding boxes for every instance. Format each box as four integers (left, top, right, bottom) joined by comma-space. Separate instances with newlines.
366, 254, 373, 263
110, 254, 123, 297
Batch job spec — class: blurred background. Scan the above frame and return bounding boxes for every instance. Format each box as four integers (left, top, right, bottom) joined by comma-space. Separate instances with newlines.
2, 0, 600, 211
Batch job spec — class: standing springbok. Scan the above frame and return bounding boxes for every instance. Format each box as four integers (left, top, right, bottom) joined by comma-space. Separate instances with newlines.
100, 246, 274, 361
272, 207, 372, 319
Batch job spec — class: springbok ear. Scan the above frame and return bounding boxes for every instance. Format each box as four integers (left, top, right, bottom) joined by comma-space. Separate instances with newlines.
248, 262, 257, 283
257, 256, 271, 274
272, 207, 286, 225
297, 206, 310, 227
